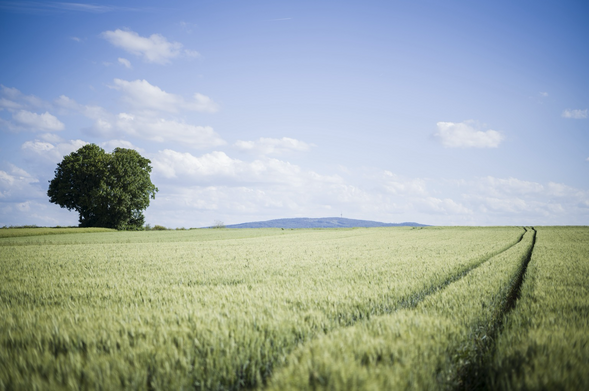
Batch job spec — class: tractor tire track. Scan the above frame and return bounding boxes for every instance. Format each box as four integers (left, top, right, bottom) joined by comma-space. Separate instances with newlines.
251, 229, 529, 390
455, 227, 537, 391
388, 227, 528, 314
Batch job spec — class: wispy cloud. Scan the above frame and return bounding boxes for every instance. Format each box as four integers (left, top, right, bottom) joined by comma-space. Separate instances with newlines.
113, 113, 226, 148
0, 2, 144, 13
1, 110, 64, 133
0, 164, 42, 203
234, 137, 313, 155
109, 79, 219, 113
562, 109, 587, 119
12, 110, 65, 131
1, 85, 50, 110
101, 139, 144, 154
53, 92, 224, 148
22, 138, 87, 162
102, 29, 198, 64
118, 58, 132, 69
434, 120, 503, 148
179, 21, 196, 33
55, 2, 113, 12
152, 150, 338, 187
539, 91, 548, 97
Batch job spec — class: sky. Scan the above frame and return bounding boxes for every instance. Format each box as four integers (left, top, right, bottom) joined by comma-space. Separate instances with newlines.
0, 0, 588, 228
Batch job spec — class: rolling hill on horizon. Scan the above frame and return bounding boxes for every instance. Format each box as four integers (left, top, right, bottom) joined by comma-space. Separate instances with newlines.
222, 217, 428, 229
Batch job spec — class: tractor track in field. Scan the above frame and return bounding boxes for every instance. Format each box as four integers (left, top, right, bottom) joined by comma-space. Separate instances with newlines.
389, 227, 528, 314
293, 228, 529, 331
455, 227, 537, 391
251, 229, 529, 390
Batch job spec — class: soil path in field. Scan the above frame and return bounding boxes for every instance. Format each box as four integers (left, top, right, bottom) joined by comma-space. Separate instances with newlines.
455, 227, 537, 391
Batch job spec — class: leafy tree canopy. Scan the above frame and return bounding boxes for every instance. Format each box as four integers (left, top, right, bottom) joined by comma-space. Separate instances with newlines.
47, 144, 158, 230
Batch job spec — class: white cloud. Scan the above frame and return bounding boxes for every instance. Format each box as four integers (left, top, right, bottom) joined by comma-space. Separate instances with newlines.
110, 79, 219, 113
101, 139, 145, 154
189, 93, 218, 112
16, 201, 31, 212
146, 183, 358, 228
1, 85, 21, 101
11, 110, 64, 131
0, 85, 49, 111
147, 151, 373, 227
0, 83, 219, 148
22, 139, 88, 163
539, 92, 548, 97
38, 133, 64, 143
54, 94, 81, 111
53, 94, 224, 147
153, 150, 243, 180
0, 97, 23, 110
146, 153, 589, 227
151, 150, 344, 193
562, 109, 587, 119
0, 165, 37, 188
101, 29, 197, 64
8, 164, 35, 180
118, 57, 132, 69
458, 176, 589, 222
0, 171, 16, 188
234, 137, 313, 155
21, 140, 54, 154
54, 95, 110, 121
71, 37, 81, 42
179, 21, 195, 33
0, 118, 16, 131
184, 49, 200, 58
0, 164, 42, 202
152, 150, 319, 185
114, 113, 225, 147
435, 120, 503, 148
546, 182, 585, 198
414, 197, 472, 215
381, 171, 427, 196
474, 196, 531, 214
475, 176, 544, 196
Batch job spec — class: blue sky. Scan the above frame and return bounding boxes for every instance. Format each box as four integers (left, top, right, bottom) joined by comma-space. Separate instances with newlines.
1, 0, 588, 227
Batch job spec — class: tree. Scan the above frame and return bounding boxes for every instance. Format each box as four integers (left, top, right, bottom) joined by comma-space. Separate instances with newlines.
47, 144, 158, 230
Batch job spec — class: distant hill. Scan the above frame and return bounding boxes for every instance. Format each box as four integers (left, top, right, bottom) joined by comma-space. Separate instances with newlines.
223, 217, 428, 229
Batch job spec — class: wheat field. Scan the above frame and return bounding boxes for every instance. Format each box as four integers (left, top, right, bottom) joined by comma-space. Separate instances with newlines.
0, 226, 587, 390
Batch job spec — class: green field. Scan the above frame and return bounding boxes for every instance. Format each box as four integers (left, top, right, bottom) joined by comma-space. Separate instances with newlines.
0, 226, 587, 390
